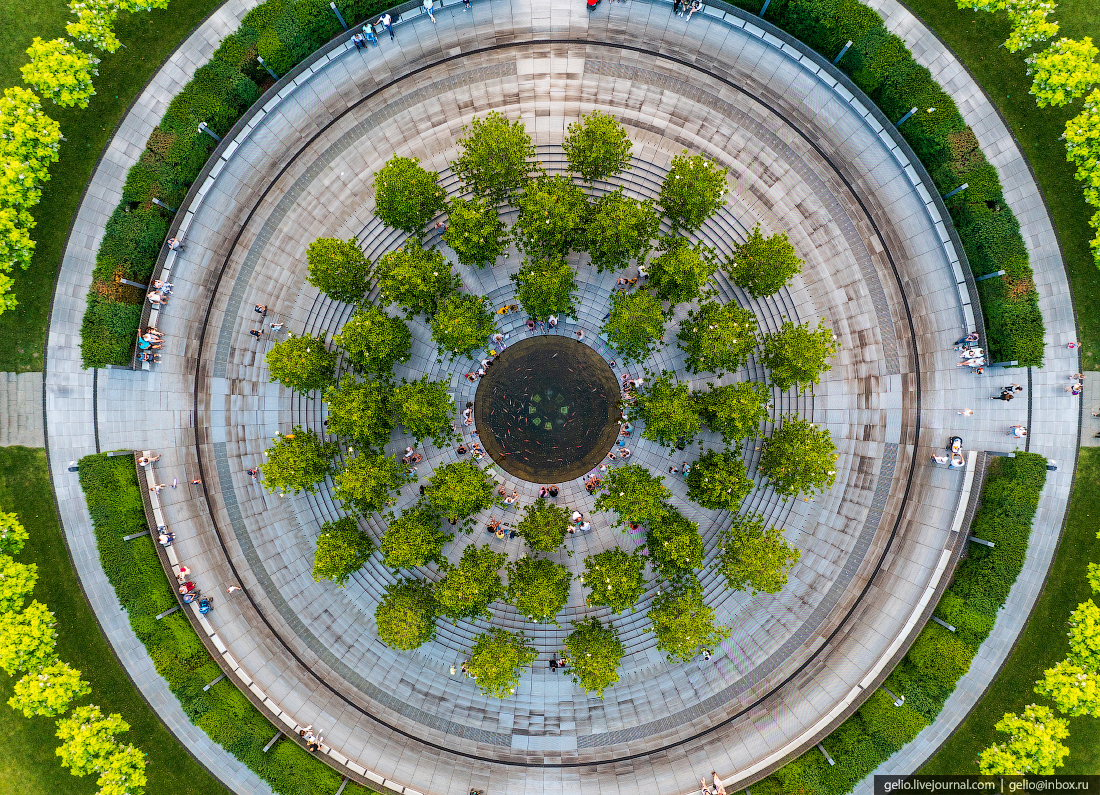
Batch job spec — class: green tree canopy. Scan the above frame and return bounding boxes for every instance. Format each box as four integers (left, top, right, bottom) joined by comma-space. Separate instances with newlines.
511, 257, 579, 320
647, 584, 731, 663
685, 448, 754, 511
593, 464, 671, 528
645, 508, 705, 585
331, 305, 411, 376
311, 516, 375, 587
380, 505, 450, 569
430, 293, 496, 357
376, 238, 459, 317
583, 189, 659, 273
0, 600, 56, 675
658, 150, 728, 232
696, 381, 771, 446
1067, 598, 1100, 665
979, 704, 1069, 774
392, 375, 454, 447
7, 659, 89, 718
324, 376, 393, 450
375, 578, 437, 650
95, 742, 147, 795
1035, 659, 1100, 718
0, 553, 37, 613
759, 416, 838, 499
1025, 36, 1100, 108
333, 453, 410, 516
306, 237, 372, 304
647, 237, 719, 306
452, 112, 539, 205
677, 301, 759, 375
21, 37, 99, 109
601, 289, 666, 363
55, 705, 130, 777
466, 628, 538, 698
425, 459, 499, 524
582, 547, 646, 613
729, 224, 803, 298
0, 511, 29, 555
516, 498, 571, 552
563, 110, 633, 182
564, 617, 624, 697
633, 372, 701, 447
444, 197, 509, 268
715, 512, 800, 595
261, 426, 338, 495
435, 544, 507, 622
762, 318, 840, 393
266, 332, 337, 394
373, 154, 446, 234
513, 175, 589, 259
507, 557, 572, 623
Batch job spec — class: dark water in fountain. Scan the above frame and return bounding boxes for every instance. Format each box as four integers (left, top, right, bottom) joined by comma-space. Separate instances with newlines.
474, 336, 621, 483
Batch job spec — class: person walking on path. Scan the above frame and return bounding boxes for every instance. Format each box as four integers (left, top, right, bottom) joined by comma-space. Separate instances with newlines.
958, 408, 974, 416
379, 13, 394, 39
1010, 424, 1027, 438
1066, 382, 1083, 395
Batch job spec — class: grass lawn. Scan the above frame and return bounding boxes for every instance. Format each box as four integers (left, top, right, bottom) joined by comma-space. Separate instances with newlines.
0, 446, 229, 795
0, 0, 224, 372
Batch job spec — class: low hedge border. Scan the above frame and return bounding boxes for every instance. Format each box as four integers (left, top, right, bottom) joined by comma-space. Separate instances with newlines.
746, 451, 1048, 795
77, 451, 378, 795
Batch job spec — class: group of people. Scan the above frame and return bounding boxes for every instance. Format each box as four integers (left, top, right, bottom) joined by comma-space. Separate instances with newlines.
537, 484, 560, 499
137, 326, 165, 363
456, 441, 484, 460
584, 474, 602, 494
485, 516, 516, 539
954, 332, 986, 372
674, 0, 704, 20
699, 771, 727, 795
569, 510, 592, 534
524, 315, 559, 333
1065, 373, 1084, 396
990, 383, 1024, 401
297, 725, 324, 754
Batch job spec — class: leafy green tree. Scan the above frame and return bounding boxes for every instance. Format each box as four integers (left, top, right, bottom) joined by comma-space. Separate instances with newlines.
67, 0, 122, 53
306, 237, 372, 304
633, 373, 701, 446
564, 617, 624, 697
0, 511, 29, 555
452, 112, 538, 205
55, 704, 129, 776
658, 150, 728, 232
312, 516, 375, 587
714, 512, 800, 595
728, 225, 803, 298
435, 544, 506, 621
1065, 90, 1100, 210
685, 449, 754, 511
324, 377, 393, 450
511, 257, 579, 320
647, 584, 730, 663
979, 704, 1069, 774
507, 557, 572, 623
958, 0, 1059, 52
94, 743, 147, 795
376, 238, 459, 317
647, 237, 719, 306
425, 460, 499, 524
601, 290, 666, 363
0, 600, 56, 675
1067, 599, 1100, 665
563, 110, 633, 182
373, 154, 446, 234
583, 189, 659, 272
1035, 659, 1100, 717
697, 381, 771, 446
375, 578, 437, 650
1088, 561, 1100, 594
466, 628, 538, 698
582, 547, 646, 612
261, 426, 338, 495
430, 293, 496, 357
759, 416, 838, 499
761, 319, 840, 393
677, 301, 759, 375
593, 464, 671, 528
333, 453, 410, 516
21, 38, 99, 109
516, 499, 571, 552
381, 506, 450, 569
646, 508, 705, 584
266, 332, 337, 393
7, 660, 90, 718
513, 175, 588, 258
444, 197, 509, 268
331, 305, 411, 375
1025, 37, 1100, 107
0, 553, 37, 612
392, 375, 454, 447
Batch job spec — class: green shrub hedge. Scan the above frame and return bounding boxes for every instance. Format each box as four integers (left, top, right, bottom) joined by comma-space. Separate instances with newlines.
77, 452, 376, 795
79, 0, 387, 368
747, 452, 1047, 795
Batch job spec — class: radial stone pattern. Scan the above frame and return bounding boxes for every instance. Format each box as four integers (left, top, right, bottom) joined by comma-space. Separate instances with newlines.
71, 0, 998, 793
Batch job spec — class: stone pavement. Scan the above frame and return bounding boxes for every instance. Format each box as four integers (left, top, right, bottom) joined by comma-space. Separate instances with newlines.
40, 0, 1079, 794
0, 372, 44, 447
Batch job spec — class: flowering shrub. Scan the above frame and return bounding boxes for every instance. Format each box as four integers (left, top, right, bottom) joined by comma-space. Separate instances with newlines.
21, 38, 99, 109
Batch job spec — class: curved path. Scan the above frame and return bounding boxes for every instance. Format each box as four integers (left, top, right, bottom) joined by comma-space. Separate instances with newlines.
41, 1, 1078, 795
